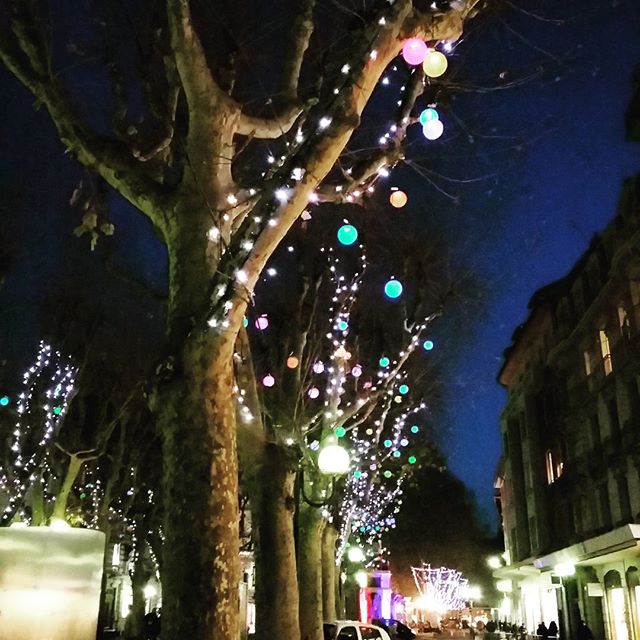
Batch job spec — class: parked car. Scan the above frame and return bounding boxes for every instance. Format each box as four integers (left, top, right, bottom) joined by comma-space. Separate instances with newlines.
324, 620, 392, 640
372, 618, 416, 640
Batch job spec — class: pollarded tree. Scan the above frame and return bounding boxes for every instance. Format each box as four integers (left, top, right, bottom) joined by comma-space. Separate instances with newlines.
241, 217, 460, 640
0, 2, 482, 637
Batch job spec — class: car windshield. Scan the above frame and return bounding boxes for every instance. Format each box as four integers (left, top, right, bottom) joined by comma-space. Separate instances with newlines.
323, 623, 337, 640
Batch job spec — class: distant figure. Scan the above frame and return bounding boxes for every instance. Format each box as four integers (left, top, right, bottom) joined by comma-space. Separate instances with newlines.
537, 622, 549, 639
577, 620, 593, 640
548, 621, 558, 638
123, 606, 136, 640
144, 607, 161, 640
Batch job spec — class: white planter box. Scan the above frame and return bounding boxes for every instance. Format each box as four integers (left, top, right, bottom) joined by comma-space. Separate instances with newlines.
0, 527, 105, 640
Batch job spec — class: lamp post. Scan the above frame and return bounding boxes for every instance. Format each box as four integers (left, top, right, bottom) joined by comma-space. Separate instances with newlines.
300, 441, 350, 508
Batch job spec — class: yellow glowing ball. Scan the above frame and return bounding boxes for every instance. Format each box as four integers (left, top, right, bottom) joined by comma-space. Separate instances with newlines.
389, 190, 408, 208
423, 50, 448, 78
286, 356, 299, 369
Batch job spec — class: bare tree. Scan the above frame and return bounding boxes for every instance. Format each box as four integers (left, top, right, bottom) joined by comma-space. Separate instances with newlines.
0, 1, 482, 637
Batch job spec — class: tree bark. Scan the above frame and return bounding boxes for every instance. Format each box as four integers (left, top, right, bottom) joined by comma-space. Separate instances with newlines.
130, 540, 153, 640
52, 454, 83, 521
254, 444, 300, 640
158, 331, 240, 640
322, 524, 338, 623
298, 501, 326, 640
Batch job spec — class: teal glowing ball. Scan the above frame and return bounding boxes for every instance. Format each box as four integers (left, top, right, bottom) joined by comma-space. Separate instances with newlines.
338, 320, 348, 331
337, 224, 358, 246
411, 425, 419, 434
379, 356, 390, 367
384, 279, 403, 299
423, 339, 434, 351
0, 396, 8, 407
399, 384, 409, 395
384, 439, 392, 448
419, 108, 439, 125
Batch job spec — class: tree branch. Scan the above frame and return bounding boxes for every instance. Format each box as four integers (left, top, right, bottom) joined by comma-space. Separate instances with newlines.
236, 102, 306, 140
280, 0, 316, 103
0, 8, 169, 230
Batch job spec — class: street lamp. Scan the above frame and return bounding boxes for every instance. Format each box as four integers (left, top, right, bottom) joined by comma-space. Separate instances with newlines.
300, 442, 350, 507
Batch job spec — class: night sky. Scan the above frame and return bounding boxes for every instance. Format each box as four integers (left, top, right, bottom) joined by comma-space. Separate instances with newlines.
439, 1, 640, 524
1, 1, 640, 528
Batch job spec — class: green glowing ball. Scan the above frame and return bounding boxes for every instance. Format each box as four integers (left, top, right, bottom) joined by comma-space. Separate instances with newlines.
335, 426, 346, 438
384, 279, 403, 299
337, 224, 358, 246
408, 456, 417, 464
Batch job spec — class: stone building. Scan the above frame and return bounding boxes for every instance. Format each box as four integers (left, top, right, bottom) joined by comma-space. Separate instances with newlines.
494, 177, 640, 640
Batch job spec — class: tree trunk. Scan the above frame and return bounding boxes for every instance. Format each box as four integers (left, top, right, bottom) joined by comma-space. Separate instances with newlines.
52, 454, 83, 521
130, 542, 152, 640
298, 501, 326, 640
30, 474, 46, 525
158, 331, 240, 640
254, 444, 300, 640
322, 524, 337, 622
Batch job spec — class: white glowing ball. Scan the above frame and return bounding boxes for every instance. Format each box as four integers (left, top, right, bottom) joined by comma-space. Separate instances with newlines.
422, 119, 444, 140
313, 361, 325, 374
347, 547, 365, 563
308, 387, 320, 399
423, 50, 448, 78
351, 364, 363, 378
255, 316, 269, 330
262, 374, 275, 388
318, 444, 350, 475
402, 38, 428, 66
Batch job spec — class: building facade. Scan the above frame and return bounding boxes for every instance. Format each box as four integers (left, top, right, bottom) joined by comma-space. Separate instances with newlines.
495, 177, 640, 640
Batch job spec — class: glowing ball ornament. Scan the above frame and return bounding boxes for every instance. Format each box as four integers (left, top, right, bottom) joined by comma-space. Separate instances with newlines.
379, 356, 390, 367
337, 224, 359, 246
408, 455, 417, 464
313, 361, 325, 374
255, 315, 269, 330
338, 320, 348, 331
383, 470, 393, 479
262, 374, 275, 388
393, 450, 401, 458
286, 356, 299, 369
0, 396, 8, 407
351, 364, 363, 378
308, 386, 320, 399
318, 443, 350, 475
348, 547, 365, 563
242, 317, 249, 328
419, 108, 439, 124
422, 119, 444, 140
411, 425, 419, 434
335, 426, 346, 438
384, 439, 392, 448
423, 339, 434, 351
399, 384, 409, 395
384, 279, 403, 299
423, 49, 448, 78
402, 38, 428, 66
389, 190, 408, 208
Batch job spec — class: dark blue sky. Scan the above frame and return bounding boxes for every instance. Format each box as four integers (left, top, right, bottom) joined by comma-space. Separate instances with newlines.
440, 1, 640, 524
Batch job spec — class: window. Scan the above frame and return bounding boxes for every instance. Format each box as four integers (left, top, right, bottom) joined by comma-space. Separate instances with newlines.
360, 626, 383, 640
590, 415, 602, 448
617, 476, 632, 522
337, 627, 358, 640
618, 305, 631, 340
584, 349, 592, 376
546, 450, 555, 484
600, 329, 613, 375
545, 449, 564, 485
598, 484, 612, 529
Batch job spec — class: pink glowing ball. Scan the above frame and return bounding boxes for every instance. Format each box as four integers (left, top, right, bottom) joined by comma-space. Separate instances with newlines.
262, 374, 275, 387
255, 316, 269, 330
402, 38, 428, 66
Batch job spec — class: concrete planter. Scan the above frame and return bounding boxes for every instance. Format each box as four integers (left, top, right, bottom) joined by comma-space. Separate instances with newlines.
0, 526, 105, 640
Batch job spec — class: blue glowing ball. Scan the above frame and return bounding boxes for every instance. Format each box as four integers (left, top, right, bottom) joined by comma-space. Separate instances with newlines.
337, 224, 358, 246
384, 279, 403, 299
419, 108, 439, 125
